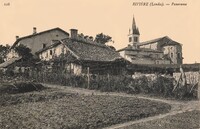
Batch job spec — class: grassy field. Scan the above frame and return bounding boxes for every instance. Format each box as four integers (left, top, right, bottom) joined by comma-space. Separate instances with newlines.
124, 110, 200, 129
0, 84, 171, 129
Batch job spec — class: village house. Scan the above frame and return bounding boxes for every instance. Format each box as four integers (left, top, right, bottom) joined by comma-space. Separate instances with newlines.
118, 15, 183, 65
36, 29, 128, 75
6, 27, 70, 61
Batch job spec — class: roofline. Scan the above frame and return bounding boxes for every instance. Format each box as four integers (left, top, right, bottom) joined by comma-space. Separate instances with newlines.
36, 39, 80, 60
117, 47, 127, 52
36, 40, 62, 54
117, 47, 163, 53
138, 36, 166, 46
10, 27, 69, 49
60, 40, 80, 60
138, 36, 182, 46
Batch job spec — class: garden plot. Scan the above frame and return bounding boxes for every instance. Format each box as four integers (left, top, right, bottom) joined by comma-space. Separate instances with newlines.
123, 110, 200, 129
0, 87, 171, 129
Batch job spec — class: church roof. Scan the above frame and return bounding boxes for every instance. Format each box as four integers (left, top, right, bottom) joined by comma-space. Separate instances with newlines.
117, 47, 163, 53
138, 36, 182, 46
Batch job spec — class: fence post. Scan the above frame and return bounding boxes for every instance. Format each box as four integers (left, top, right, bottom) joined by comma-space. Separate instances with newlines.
87, 67, 90, 89
198, 72, 200, 100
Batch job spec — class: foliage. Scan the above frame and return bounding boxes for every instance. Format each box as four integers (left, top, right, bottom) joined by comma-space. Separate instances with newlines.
28, 72, 197, 100
1, 70, 197, 100
14, 44, 33, 60
128, 110, 200, 129
0, 44, 10, 63
95, 33, 112, 44
0, 82, 46, 95
0, 89, 171, 129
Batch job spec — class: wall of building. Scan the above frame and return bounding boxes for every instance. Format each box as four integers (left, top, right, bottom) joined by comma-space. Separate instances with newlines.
65, 63, 82, 75
6, 49, 19, 61
139, 42, 158, 50
17, 30, 68, 54
132, 58, 155, 64
39, 44, 67, 61
119, 48, 171, 65
119, 51, 125, 58
163, 45, 182, 64
155, 59, 171, 64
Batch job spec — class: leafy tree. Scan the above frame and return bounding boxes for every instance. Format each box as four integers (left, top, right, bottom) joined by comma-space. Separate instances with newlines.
0, 44, 10, 63
95, 33, 113, 44
14, 44, 33, 60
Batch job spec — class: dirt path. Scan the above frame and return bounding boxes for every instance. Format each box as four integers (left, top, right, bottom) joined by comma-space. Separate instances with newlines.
43, 84, 200, 129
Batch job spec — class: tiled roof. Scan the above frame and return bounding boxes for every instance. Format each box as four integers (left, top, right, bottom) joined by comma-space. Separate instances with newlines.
138, 36, 181, 46
10, 28, 69, 49
61, 38, 122, 62
36, 38, 123, 62
118, 36, 181, 52
117, 47, 162, 53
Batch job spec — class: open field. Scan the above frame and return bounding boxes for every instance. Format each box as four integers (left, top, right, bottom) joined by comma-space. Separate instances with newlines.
122, 110, 200, 129
0, 84, 171, 129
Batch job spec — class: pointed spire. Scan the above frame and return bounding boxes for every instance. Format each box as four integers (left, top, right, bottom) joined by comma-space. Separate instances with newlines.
132, 14, 137, 30
132, 14, 140, 35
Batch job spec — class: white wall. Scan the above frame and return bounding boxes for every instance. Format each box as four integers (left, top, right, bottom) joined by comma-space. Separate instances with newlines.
39, 44, 66, 61
6, 49, 19, 61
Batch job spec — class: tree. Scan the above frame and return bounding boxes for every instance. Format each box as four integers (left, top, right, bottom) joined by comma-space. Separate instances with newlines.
14, 44, 33, 60
0, 44, 10, 63
95, 33, 113, 44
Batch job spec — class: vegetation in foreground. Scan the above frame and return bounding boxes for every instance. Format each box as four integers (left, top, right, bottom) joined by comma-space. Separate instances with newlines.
0, 83, 171, 129
124, 110, 200, 129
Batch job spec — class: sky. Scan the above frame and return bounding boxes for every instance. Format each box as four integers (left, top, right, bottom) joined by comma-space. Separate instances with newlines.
0, 0, 200, 63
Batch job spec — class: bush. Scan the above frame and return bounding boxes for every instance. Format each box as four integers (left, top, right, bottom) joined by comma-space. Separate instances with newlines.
0, 82, 46, 94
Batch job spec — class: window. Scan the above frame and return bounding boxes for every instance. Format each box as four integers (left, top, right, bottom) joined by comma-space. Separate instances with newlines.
177, 53, 181, 59
129, 37, 132, 42
50, 50, 53, 55
134, 37, 138, 42
43, 43, 46, 48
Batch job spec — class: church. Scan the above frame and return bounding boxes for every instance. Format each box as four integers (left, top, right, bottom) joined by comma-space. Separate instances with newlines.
117, 15, 183, 65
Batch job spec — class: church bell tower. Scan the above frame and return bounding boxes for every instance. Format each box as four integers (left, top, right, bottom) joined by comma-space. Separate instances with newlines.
128, 15, 140, 48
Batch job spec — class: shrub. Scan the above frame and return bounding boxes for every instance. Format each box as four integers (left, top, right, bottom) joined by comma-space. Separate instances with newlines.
0, 82, 46, 94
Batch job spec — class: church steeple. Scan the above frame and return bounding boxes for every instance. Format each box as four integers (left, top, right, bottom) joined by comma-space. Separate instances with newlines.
132, 15, 140, 35
128, 14, 140, 47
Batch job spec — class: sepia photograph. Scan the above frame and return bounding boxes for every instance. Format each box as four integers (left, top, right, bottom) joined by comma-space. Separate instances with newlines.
0, 0, 200, 128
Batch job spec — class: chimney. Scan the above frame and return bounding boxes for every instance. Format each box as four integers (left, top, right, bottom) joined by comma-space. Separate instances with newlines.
89, 36, 93, 41
33, 27, 37, 35
16, 36, 19, 40
70, 29, 78, 39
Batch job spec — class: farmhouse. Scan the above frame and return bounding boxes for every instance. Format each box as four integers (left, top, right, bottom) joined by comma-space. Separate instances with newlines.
6, 27, 69, 61
36, 29, 128, 75
118, 15, 183, 65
